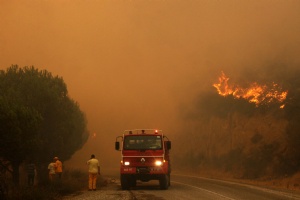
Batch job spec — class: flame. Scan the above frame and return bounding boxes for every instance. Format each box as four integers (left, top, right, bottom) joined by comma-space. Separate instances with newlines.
213, 71, 288, 108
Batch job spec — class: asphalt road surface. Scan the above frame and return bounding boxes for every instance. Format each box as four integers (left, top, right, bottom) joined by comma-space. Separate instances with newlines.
65, 173, 300, 200
129, 174, 300, 200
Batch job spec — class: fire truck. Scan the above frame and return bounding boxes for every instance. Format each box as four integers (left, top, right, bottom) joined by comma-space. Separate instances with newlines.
115, 129, 171, 190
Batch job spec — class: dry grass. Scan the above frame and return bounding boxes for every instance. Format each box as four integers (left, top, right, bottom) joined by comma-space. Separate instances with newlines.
2, 168, 109, 200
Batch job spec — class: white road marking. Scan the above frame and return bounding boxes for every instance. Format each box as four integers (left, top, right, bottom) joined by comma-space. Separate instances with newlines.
172, 174, 300, 199
171, 180, 236, 200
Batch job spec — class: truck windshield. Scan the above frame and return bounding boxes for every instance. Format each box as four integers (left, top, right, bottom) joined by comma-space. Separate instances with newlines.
124, 135, 162, 150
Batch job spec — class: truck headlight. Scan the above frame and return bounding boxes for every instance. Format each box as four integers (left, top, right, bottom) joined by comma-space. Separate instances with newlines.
155, 160, 162, 166
124, 161, 130, 166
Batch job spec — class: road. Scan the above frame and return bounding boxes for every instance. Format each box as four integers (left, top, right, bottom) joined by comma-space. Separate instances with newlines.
129, 174, 300, 200
65, 173, 300, 200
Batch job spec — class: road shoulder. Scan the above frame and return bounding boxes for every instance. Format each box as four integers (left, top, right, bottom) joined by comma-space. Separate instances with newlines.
63, 180, 132, 200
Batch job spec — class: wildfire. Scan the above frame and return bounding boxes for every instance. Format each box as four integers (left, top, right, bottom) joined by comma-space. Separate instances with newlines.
213, 71, 288, 108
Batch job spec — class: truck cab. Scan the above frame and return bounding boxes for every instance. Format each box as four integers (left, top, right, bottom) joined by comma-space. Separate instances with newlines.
115, 129, 171, 190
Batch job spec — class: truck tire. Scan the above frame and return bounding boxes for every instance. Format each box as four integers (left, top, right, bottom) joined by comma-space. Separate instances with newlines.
159, 174, 169, 190
130, 178, 137, 187
121, 175, 130, 190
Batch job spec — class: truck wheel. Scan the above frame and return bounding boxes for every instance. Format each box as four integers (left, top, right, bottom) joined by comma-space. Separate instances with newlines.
121, 175, 130, 190
130, 178, 137, 187
159, 175, 169, 190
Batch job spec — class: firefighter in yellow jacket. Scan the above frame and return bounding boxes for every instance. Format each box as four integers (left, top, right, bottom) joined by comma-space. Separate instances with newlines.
54, 156, 63, 179
86, 154, 100, 191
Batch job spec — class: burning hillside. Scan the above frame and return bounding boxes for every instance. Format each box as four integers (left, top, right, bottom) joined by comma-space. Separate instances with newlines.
175, 67, 300, 179
213, 71, 288, 108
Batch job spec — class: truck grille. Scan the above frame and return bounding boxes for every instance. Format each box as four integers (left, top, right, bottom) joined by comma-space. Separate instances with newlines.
137, 167, 150, 174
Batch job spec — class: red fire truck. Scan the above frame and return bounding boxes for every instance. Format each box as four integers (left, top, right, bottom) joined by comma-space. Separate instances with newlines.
115, 129, 171, 190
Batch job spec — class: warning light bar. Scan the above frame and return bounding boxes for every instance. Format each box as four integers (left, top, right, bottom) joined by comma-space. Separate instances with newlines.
123, 129, 163, 135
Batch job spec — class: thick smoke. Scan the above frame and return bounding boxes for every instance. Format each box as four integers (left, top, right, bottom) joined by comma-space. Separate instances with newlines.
175, 66, 300, 177
0, 1, 300, 174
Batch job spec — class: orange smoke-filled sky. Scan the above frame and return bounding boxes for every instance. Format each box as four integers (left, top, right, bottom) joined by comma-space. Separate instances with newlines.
1, 0, 300, 169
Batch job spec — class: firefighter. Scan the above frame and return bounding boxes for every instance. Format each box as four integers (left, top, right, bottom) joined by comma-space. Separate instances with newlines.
48, 158, 56, 182
54, 157, 63, 179
86, 154, 100, 191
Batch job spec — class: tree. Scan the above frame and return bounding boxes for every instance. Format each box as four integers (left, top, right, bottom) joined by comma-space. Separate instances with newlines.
0, 95, 42, 185
0, 65, 89, 185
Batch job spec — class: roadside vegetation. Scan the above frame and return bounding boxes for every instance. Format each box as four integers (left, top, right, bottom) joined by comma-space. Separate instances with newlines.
0, 65, 89, 199
174, 65, 300, 190
1, 168, 90, 200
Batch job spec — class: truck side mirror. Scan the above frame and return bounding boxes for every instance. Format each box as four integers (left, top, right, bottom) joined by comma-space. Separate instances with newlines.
115, 141, 120, 150
166, 141, 171, 150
